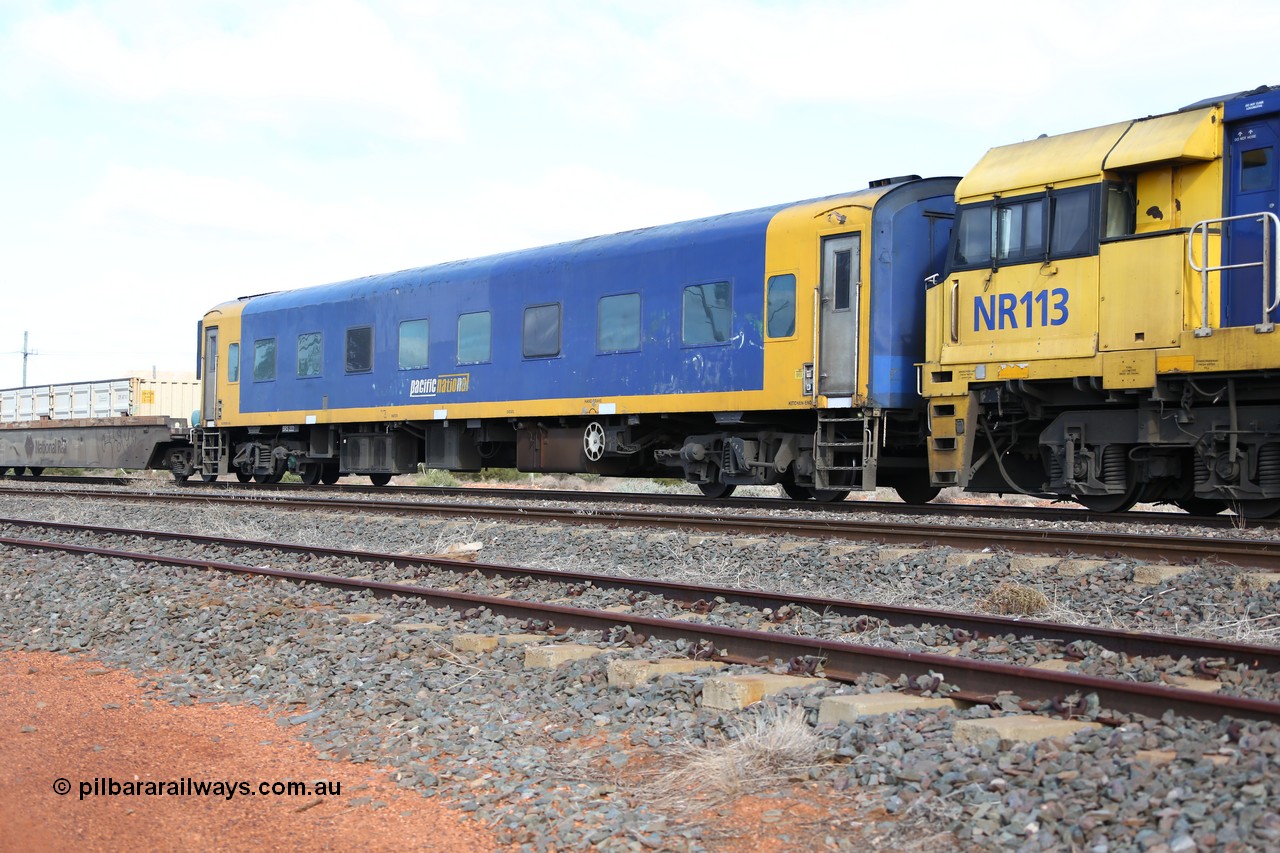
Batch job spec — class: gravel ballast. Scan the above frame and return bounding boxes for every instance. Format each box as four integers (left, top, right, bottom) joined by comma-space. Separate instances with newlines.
0, 488, 1277, 851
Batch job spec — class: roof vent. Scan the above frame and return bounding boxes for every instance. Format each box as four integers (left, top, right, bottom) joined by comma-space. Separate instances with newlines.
869, 175, 921, 188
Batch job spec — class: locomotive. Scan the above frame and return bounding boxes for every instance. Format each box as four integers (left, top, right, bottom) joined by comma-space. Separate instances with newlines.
922, 85, 1280, 517
170, 85, 1280, 517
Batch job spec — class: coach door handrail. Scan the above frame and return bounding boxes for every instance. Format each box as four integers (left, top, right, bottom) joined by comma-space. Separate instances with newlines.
1188, 211, 1280, 335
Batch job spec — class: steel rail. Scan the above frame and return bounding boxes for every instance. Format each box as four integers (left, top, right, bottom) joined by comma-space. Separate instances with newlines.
4, 532, 1278, 725
4, 517, 1277, 672
4, 485, 1280, 568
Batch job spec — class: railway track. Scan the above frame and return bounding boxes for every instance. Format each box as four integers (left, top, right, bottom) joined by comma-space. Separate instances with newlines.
4, 518, 1277, 725
7, 473, 1280, 531
4, 482, 1280, 569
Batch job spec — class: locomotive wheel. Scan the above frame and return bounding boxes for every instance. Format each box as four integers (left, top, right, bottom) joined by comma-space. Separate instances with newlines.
235, 471, 252, 483
171, 472, 190, 484
369, 473, 392, 487
320, 464, 341, 485
29, 467, 44, 477
200, 473, 218, 483
1173, 497, 1227, 517
1234, 498, 1280, 520
809, 488, 850, 503
298, 463, 323, 486
698, 482, 736, 498
893, 480, 942, 505
253, 468, 284, 484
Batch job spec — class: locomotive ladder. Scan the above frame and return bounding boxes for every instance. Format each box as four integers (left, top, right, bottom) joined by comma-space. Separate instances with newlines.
813, 410, 879, 491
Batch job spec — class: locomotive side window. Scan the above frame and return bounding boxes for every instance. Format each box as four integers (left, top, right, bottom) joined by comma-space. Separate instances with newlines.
952, 204, 993, 267
1049, 189, 1093, 257
1103, 182, 1136, 238
398, 319, 429, 369
766, 274, 796, 337
682, 281, 732, 345
297, 332, 323, 378
523, 303, 561, 358
597, 293, 641, 352
252, 338, 276, 382
345, 326, 373, 374
457, 311, 491, 364
227, 343, 240, 383
1242, 148, 1273, 191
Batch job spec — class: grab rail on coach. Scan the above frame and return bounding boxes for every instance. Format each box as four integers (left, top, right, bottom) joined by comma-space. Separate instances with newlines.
1188, 211, 1280, 336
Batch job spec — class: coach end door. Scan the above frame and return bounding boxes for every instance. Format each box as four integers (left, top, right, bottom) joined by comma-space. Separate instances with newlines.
818, 233, 860, 399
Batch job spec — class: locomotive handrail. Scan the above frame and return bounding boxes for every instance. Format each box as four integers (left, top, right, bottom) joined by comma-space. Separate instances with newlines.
1188, 211, 1280, 335
949, 280, 960, 343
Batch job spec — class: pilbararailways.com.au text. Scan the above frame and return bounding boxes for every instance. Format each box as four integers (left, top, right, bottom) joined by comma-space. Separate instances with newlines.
60, 777, 342, 801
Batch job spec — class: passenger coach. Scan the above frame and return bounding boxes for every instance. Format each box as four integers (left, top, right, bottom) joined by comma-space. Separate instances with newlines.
182, 177, 958, 500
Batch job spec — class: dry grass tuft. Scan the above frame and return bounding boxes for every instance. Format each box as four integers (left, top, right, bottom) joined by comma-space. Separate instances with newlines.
650, 708, 825, 805
978, 582, 1050, 616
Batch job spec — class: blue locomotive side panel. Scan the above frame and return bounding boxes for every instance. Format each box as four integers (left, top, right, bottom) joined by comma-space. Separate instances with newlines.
237, 206, 787, 415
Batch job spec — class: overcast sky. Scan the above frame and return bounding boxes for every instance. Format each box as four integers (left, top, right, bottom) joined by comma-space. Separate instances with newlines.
2, 0, 1277, 387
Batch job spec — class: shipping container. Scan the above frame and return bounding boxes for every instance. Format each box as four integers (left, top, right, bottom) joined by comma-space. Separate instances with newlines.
0, 375, 200, 425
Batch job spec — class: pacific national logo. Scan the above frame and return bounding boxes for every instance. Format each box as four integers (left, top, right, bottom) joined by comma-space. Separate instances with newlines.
409, 373, 471, 398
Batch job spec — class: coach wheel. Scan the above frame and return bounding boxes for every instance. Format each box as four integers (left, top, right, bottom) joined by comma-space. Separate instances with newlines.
369, 473, 392, 487
253, 467, 284, 484
320, 464, 341, 485
810, 488, 850, 503
1234, 498, 1280, 520
583, 422, 606, 462
30, 467, 44, 476
780, 480, 810, 501
172, 472, 190, 484
893, 480, 942, 506
200, 473, 218, 483
1075, 487, 1139, 513
698, 481, 736, 498
298, 463, 323, 486
1173, 497, 1227, 517
235, 471, 252, 483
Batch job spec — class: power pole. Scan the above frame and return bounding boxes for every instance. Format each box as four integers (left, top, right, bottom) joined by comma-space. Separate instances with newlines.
22, 331, 37, 386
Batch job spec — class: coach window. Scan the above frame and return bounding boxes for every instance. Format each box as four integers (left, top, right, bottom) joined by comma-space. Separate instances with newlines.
523, 303, 561, 358
252, 338, 276, 382
398, 319, 429, 369
597, 293, 641, 352
457, 311, 491, 364
345, 326, 373, 374
297, 332, 323, 378
227, 343, 240, 383
682, 281, 732, 345
766, 274, 796, 337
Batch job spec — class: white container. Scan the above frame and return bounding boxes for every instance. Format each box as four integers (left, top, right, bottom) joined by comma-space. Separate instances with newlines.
0, 375, 200, 424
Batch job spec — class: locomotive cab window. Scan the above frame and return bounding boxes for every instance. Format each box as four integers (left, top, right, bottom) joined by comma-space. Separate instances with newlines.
297, 332, 323, 378
682, 281, 732, 345
252, 338, 276, 382
457, 311, 491, 364
766, 274, 796, 337
523, 303, 561, 358
597, 293, 641, 352
345, 326, 373, 374
227, 342, 240, 383
398, 319, 429, 370
951, 186, 1101, 270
